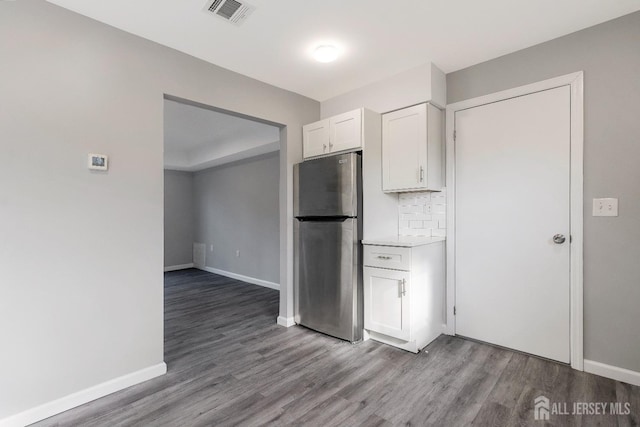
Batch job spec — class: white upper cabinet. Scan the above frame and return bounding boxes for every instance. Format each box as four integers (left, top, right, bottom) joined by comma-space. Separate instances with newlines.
329, 109, 362, 153
382, 103, 443, 192
303, 109, 363, 159
302, 118, 330, 158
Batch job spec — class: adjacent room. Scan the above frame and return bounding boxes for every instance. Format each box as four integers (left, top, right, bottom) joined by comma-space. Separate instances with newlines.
1, 0, 639, 426
163, 97, 281, 287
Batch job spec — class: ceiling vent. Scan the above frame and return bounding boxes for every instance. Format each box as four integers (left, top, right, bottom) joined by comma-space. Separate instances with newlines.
204, 0, 256, 26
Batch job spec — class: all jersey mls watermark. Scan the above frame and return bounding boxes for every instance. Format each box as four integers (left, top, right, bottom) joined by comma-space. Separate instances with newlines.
534, 395, 632, 421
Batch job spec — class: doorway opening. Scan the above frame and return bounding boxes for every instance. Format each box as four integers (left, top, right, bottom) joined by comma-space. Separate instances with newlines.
162, 94, 283, 359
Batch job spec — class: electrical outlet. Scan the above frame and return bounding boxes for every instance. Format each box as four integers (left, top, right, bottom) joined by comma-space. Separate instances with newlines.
593, 198, 618, 217
236, 250, 240, 257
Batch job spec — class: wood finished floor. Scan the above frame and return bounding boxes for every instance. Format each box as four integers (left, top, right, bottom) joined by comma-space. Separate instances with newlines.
34, 269, 639, 426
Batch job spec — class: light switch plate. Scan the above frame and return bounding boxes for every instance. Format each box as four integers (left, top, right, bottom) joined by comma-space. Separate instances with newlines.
593, 198, 618, 217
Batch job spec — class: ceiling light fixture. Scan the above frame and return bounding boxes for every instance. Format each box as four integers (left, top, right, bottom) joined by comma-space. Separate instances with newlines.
313, 45, 339, 63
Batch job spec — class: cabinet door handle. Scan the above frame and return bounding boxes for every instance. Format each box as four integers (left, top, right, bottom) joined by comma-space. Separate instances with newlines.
399, 279, 407, 297
377, 255, 391, 260
420, 166, 424, 183
329, 142, 333, 150
323, 144, 327, 152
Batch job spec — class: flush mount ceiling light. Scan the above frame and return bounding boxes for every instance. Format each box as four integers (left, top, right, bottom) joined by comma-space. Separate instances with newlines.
313, 45, 339, 63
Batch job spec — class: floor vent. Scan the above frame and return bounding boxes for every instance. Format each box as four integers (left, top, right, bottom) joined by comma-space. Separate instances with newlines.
203, 0, 256, 26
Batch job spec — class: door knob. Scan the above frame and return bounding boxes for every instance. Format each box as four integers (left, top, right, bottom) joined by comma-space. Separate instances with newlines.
553, 234, 566, 244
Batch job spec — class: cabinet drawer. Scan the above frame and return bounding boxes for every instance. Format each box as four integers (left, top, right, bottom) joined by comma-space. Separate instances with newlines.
363, 245, 411, 271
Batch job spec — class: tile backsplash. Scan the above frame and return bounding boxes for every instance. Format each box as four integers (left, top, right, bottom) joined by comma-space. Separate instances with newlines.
398, 189, 447, 237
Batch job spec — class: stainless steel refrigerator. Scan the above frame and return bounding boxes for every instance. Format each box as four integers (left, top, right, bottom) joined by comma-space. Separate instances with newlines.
293, 152, 363, 343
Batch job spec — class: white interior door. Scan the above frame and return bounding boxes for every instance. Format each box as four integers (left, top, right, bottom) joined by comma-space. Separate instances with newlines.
455, 86, 571, 363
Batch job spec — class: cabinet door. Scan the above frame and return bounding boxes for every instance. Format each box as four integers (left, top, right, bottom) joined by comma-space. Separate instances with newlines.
329, 109, 362, 153
303, 119, 330, 159
364, 267, 410, 341
382, 104, 428, 191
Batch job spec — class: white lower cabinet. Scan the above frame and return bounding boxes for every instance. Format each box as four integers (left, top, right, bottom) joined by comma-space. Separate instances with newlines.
364, 267, 411, 341
363, 241, 445, 353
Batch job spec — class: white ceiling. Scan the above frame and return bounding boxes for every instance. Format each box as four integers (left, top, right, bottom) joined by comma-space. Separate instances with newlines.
46, 0, 640, 102
164, 99, 280, 171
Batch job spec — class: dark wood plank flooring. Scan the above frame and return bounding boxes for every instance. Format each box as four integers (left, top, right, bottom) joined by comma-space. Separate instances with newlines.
33, 269, 639, 426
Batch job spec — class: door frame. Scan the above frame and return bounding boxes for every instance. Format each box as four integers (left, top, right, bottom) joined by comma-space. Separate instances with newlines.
444, 72, 584, 370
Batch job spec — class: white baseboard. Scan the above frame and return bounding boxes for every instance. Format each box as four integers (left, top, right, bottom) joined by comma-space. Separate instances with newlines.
0, 362, 167, 427
199, 266, 280, 291
442, 323, 453, 336
277, 316, 295, 328
164, 263, 194, 272
584, 359, 640, 387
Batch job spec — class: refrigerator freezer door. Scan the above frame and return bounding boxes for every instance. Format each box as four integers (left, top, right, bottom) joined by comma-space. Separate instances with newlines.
294, 152, 360, 218
295, 218, 362, 342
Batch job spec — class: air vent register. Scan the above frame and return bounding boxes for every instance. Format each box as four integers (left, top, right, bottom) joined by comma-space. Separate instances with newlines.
203, 0, 256, 26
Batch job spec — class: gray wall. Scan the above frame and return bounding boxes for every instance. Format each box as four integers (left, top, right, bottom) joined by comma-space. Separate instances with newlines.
193, 153, 280, 284
447, 11, 640, 372
164, 170, 195, 267
0, 0, 318, 420
320, 63, 446, 118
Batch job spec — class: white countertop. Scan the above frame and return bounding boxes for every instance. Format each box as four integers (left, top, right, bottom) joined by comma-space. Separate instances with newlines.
361, 236, 445, 248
